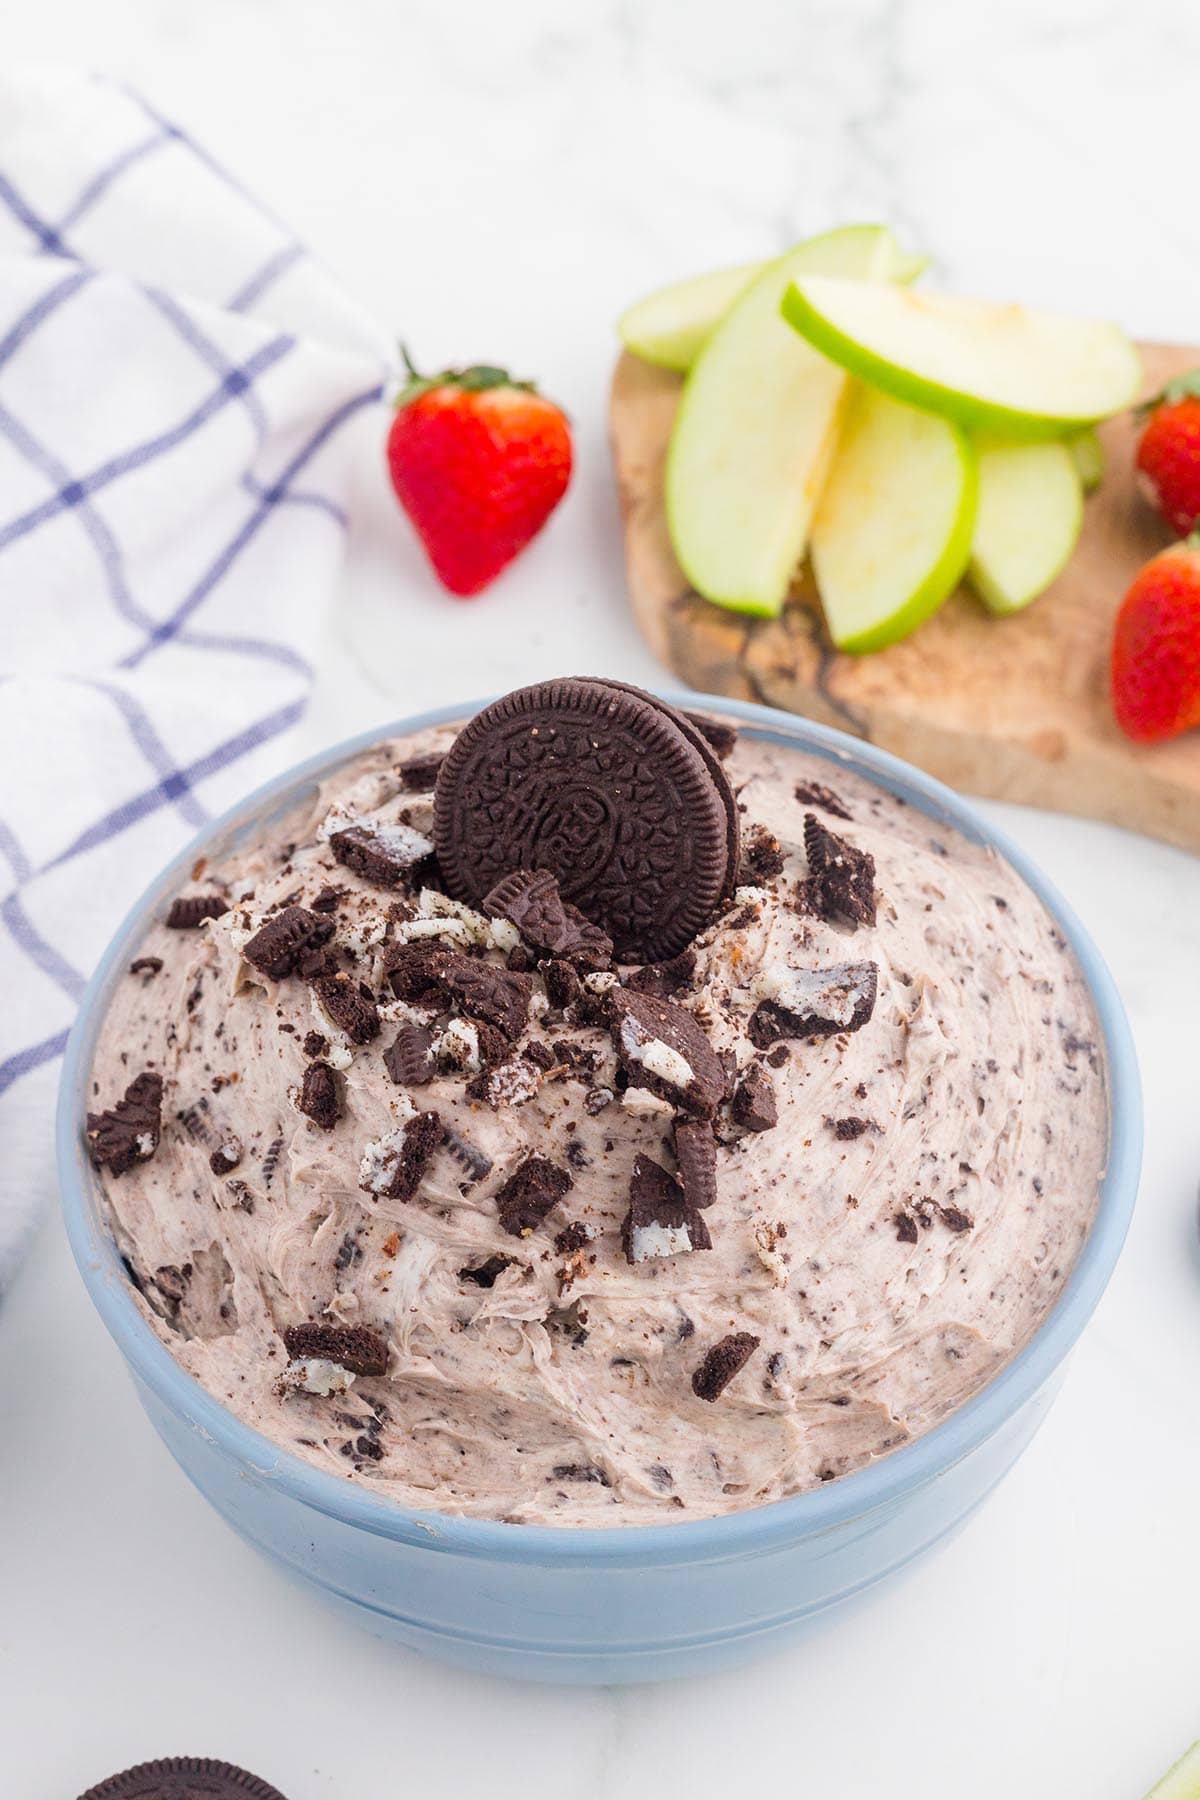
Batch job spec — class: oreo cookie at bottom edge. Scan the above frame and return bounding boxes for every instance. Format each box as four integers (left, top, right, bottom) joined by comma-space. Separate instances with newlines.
79, 1756, 288, 1800
433, 677, 734, 962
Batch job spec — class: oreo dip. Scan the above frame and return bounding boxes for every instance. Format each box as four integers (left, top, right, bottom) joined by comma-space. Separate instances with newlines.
86, 681, 1107, 1525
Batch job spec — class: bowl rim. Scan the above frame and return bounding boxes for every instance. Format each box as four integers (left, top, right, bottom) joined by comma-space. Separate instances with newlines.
57, 689, 1142, 1565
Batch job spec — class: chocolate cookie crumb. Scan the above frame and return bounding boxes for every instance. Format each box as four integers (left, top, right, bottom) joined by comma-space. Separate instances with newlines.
440, 957, 532, 1040
282, 1322, 388, 1375
622, 1154, 712, 1263
829, 1116, 869, 1140
541, 958, 582, 1010
554, 1221, 594, 1254
684, 712, 738, 759
309, 885, 343, 913
208, 1137, 242, 1175
803, 815, 877, 928
495, 1155, 573, 1237
673, 1119, 719, 1210
623, 948, 697, 998
128, 956, 163, 978
940, 1206, 974, 1233
330, 823, 431, 889
398, 751, 446, 791
747, 961, 879, 1047
484, 867, 613, 970
731, 1063, 778, 1132
460, 1255, 514, 1288
743, 826, 786, 882
551, 1463, 611, 1486
894, 1212, 920, 1244
611, 989, 726, 1118
244, 906, 335, 980
86, 1072, 163, 1176
794, 779, 852, 821
165, 894, 228, 930
384, 1024, 435, 1086
311, 973, 380, 1044
298, 1061, 341, 1129
692, 1332, 761, 1402
302, 1031, 327, 1058
382, 1111, 444, 1201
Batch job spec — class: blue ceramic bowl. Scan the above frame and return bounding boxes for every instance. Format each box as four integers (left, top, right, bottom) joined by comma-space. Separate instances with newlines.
58, 693, 1141, 1685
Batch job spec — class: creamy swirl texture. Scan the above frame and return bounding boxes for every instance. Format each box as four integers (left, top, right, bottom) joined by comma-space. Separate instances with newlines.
89, 721, 1107, 1525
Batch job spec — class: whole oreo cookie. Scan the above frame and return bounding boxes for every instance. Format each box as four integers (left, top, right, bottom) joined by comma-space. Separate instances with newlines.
433, 679, 736, 961
79, 1758, 288, 1800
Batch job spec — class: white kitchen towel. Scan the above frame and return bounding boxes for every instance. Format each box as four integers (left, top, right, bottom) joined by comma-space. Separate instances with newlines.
0, 66, 393, 1291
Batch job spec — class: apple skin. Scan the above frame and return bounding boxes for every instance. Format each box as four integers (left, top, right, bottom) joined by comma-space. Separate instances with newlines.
812, 386, 978, 655
781, 278, 1143, 441
666, 226, 904, 618
619, 248, 928, 373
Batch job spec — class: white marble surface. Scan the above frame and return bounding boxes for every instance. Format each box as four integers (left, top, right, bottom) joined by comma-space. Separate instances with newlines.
4, 2, 1200, 1795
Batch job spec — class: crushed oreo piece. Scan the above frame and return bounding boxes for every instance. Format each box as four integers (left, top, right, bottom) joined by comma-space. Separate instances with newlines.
86, 1072, 163, 1176
439, 956, 532, 1039
311, 973, 380, 1044
460, 1254, 514, 1287
554, 1221, 595, 1254
743, 826, 786, 882
794, 779, 852, 821
748, 960, 879, 1047
623, 948, 697, 998
803, 814, 877, 928
382, 1111, 444, 1201
551, 1463, 611, 1486
128, 956, 163, 978
297, 1061, 341, 1129
302, 1030, 328, 1058
165, 893, 228, 930
465, 1055, 542, 1108
330, 822, 432, 888
244, 906, 336, 980
894, 1211, 920, 1244
208, 1137, 242, 1176
540, 959, 581, 1011
309, 885, 343, 913
684, 712, 738, 759
610, 989, 726, 1118
829, 1116, 870, 1140
673, 1119, 718, 1210
731, 1062, 778, 1132
384, 1023, 435, 1087
622, 1154, 712, 1263
397, 751, 446, 792
442, 1125, 493, 1185
940, 1205, 974, 1233
692, 1331, 761, 1402
384, 942, 452, 1003
583, 1085, 614, 1115
484, 867, 613, 970
282, 1322, 388, 1376
495, 1155, 573, 1237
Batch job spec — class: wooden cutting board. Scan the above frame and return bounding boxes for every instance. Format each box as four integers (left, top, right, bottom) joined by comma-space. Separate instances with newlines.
610, 342, 1200, 854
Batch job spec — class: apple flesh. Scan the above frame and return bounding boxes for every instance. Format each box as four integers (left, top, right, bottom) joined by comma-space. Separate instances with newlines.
619, 245, 927, 372
811, 383, 977, 653
1068, 424, 1105, 493
781, 277, 1143, 439
969, 436, 1083, 615
1142, 1739, 1200, 1800
666, 226, 906, 618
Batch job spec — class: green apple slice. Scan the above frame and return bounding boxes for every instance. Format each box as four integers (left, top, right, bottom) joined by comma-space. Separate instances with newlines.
811, 383, 977, 653
1143, 1739, 1200, 1800
666, 225, 902, 617
619, 264, 761, 372
781, 276, 1143, 439
1068, 424, 1105, 492
968, 436, 1083, 615
619, 243, 928, 372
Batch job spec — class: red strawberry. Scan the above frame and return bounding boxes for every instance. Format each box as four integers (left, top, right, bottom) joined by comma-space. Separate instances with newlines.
1111, 538, 1200, 743
1135, 369, 1200, 536
385, 350, 572, 597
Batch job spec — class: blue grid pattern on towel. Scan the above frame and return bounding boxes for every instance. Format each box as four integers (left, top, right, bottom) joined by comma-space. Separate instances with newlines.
0, 76, 385, 1114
